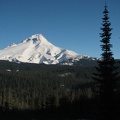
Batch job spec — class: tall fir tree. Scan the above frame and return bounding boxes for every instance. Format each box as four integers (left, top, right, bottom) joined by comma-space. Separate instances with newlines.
93, 4, 119, 120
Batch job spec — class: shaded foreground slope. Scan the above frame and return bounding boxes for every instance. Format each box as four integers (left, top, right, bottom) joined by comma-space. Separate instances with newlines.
0, 60, 120, 119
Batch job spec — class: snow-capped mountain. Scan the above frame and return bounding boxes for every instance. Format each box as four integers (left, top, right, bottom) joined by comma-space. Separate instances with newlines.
0, 34, 91, 65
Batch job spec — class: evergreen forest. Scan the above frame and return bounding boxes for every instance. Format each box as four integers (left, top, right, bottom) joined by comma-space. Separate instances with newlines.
0, 60, 97, 119
0, 60, 120, 119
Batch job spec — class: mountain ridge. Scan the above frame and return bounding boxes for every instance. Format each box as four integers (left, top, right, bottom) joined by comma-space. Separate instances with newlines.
0, 34, 94, 65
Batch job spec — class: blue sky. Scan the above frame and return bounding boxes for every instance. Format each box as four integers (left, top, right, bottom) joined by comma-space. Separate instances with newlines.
0, 0, 120, 59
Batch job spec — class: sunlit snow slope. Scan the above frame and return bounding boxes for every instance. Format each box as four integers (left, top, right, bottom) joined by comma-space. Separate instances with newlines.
0, 34, 86, 64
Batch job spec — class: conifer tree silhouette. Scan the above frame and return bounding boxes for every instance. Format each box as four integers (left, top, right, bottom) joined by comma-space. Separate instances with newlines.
93, 4, 119, 120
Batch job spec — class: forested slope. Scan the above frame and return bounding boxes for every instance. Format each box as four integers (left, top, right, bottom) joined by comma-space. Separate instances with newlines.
0, 60, 120, 119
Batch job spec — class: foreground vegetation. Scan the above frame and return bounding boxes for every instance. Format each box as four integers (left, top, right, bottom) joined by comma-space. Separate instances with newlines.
0, 60, 120, 119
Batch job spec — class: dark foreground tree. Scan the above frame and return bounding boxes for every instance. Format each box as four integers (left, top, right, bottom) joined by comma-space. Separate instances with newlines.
93, 4, 119, 120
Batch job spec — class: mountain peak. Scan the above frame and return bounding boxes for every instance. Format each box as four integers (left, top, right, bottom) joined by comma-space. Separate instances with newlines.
22, 34, 51, 45
30, 34, 44, 40
0, 34, 89, 65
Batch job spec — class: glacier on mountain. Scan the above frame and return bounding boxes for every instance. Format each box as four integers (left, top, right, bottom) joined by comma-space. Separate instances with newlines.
0, 34, 87, 64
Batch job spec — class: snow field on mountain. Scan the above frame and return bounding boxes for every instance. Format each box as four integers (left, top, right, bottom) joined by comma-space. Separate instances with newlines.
0, 34, 84, 64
